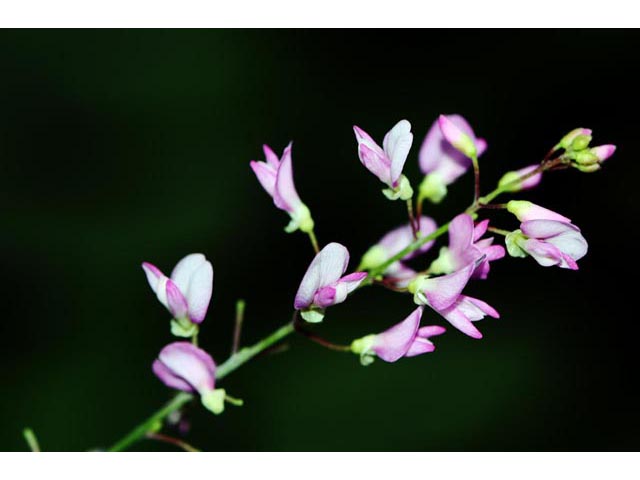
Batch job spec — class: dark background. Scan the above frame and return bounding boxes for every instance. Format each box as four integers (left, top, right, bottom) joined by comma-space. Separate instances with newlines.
0, 30, 638, 451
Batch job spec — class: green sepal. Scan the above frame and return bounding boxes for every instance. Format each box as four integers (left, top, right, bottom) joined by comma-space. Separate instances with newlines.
301, 308, 325, 323
171, 317, 199, 338
382, 175, 413, 201
201, 389, 226, 415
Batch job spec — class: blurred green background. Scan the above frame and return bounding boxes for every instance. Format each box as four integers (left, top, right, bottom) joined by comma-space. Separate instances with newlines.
1, 30, 638, 451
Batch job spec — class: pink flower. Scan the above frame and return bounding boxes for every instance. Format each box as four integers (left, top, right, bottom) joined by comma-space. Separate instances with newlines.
350, 306, 445, 364
409, 255, 499, 338
294, 242, 367, 323
506, 201, 571, 223
142, 253, 214, 337
438, 295, 499, 339
153, 342, 226, 414
353, 120, 414, 200
430, 213, 505, 280
506, 220, 588, 270
418, 114, 487, 203
359, 216, 438, 287
250, 143, 314, 233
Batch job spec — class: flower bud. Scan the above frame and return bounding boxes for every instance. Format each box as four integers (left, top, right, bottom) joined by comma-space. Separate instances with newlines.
574, 150, 600, 166
590, 144, 616, 163
497, 164, 542, 193
558, 128, 592, 150
574, 163, 601, 173
438, 115, 477, 159
570, 134, 592, 151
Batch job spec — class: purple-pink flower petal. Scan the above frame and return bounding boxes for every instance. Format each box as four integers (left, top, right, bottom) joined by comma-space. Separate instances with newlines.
294, 242, 351, 310
372, 306, 423, 362
154, 342, 216, 394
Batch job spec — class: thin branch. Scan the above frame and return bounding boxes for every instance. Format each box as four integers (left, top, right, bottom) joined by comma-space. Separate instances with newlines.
146, 432, 200, 453
231, 299, 246, 355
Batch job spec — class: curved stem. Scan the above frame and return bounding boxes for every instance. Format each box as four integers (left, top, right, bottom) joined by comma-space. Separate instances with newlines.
294, 322, 352, 352
146, 432, 200, 453
108, 321, 296, 451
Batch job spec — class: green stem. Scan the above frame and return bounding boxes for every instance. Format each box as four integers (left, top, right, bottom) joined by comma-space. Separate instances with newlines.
23, 428, 40, 452
108, 392, 193, 452
307, 230, 320, 254
216, 321, 295, 380
364, 222, 453, 282
108, 321, 295, 452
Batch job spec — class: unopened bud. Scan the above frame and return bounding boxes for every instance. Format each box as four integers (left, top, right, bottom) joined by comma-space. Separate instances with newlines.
558, 128, 592, 150
590, 144, 616, 163
438, 114, 477, 159
574, 150, 600, 166
570, 134, 592, 151
574, 163, 601, 173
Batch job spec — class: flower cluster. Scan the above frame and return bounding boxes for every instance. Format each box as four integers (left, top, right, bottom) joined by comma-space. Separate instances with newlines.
130, 111, 614, 452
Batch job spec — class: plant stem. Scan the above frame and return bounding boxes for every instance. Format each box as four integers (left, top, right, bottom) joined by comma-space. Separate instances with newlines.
231, 299, 246, 355
471, 153, 481, 206
146, 432, 200, 453
406, 199, 418, 238
108, 392, 193, 452
108, 321, 296, 451
23, 428, 40, 452
294, 322, 352, 352
216, 321, 295, 380
308, 230, 320, 254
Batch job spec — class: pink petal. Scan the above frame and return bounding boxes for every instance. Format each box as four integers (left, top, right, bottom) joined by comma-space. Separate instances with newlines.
373, 306, 423, 362
250, 160, 278, 198
421, 258, 480, 310
274, 142, 303, 213
448, 213, 475, 253
142, 262, 169, 309
294, 242, 350, 309
153, 359, 194, 392
520, 220, 580, 240
473, 219, 490, 242
508, 201, 572, 223
263, 144, 281, 168
166, 279, 189, 319
185, 261, 214, 324
157, 342, 216, 394
171, 254, 207, 293
382, 119, 413, 185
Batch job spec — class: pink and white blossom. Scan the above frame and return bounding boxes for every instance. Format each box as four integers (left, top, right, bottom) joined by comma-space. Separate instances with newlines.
353, 120, 414, 200
429, 213, 505, 280
350, 306, 445, 364
506, 220, 588, 270
153, 342, 226, 414
410, 254, 499, 338
142, 253, 214, 336
294, 242, 367, 323
250, 143, 314, 233
418, 114, 487, 203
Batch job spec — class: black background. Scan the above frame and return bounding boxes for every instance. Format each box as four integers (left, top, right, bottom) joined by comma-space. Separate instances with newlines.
1, 29, 639, 451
